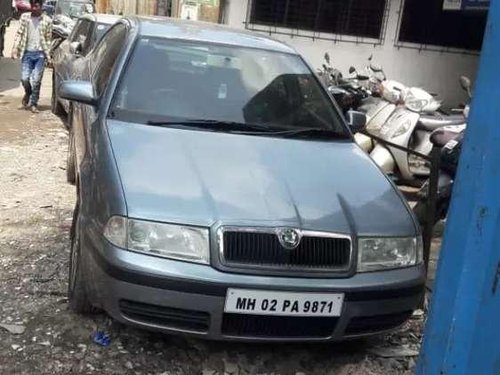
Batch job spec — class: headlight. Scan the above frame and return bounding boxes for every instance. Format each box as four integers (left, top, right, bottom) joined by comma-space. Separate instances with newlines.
358, 237, 423, 272
391, 119, 412, 138
103, 216, 210, 264
405, 98, 428, 112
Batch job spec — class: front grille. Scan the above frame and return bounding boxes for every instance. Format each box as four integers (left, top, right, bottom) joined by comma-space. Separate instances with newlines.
344, 311, 413, 335
221, 230, 351, 270
221, 314, 338, 338
119, 300, 210, 332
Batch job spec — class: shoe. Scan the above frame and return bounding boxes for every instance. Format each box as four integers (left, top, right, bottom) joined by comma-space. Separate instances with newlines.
22, 93, 30, 109
30, 105, 39, 113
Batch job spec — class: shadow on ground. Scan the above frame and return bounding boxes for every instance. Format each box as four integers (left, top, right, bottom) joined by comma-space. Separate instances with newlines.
0, 57, 20, 92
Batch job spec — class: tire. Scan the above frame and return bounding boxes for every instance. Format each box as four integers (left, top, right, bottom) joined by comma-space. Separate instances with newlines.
66, 129, 76, 185
68, 201, 96, 314
51, 73, 65, 116
414, 200, 446, 228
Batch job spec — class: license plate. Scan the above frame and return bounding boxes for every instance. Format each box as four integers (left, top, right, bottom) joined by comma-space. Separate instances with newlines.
224, 289, 344, 317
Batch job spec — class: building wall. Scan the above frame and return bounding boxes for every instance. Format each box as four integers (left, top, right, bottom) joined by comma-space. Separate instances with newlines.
98, 0, 158, 15
174, 0, 221, 22
224, 0, 479, 106
99, 0, 220, 20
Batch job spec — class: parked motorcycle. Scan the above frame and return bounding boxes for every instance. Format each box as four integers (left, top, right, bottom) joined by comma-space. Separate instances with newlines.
318, 53, 370, 114
413, 77, 472, 226
351, 57, 408, 153
413, 124, 465, 226
368, 77, 470, 182
317, 52, 344, 88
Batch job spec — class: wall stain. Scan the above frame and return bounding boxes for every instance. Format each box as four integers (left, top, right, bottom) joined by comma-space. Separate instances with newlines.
476, 206, 488, 236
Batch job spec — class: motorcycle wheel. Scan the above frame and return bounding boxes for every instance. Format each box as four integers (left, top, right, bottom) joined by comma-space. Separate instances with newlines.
413, 200, 447, 228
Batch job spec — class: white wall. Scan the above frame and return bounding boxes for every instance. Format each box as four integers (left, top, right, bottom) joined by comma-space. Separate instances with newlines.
224, 0, 479, 106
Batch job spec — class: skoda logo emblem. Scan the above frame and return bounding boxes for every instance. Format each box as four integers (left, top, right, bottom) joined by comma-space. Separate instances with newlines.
277, 228, 301, 250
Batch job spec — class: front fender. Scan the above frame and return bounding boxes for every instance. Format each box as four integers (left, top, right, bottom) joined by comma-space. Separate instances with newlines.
78, 118, 127, 238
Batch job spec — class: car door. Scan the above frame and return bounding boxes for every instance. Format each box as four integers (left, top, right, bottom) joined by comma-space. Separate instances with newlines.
72, 23, 129, 179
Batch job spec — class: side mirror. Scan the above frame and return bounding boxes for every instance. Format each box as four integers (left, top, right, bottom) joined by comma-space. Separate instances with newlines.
459, 75, 471, 90
346, 110, 367, 133
460, 75, 472, 98
349, 66, 356, 74
324, 52, 330, 65
69, 41, 82, 55
59, 81, 97, 106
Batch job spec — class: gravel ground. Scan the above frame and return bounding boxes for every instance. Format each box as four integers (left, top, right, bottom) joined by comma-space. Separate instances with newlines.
0, 93, 427, 375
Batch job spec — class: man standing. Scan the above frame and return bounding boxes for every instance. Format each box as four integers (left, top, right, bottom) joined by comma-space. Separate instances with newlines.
11, 0, 52, 113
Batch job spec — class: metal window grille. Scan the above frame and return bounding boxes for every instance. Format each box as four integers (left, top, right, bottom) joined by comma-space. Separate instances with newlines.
394, 0, 486, 55
245, 0, 389, 46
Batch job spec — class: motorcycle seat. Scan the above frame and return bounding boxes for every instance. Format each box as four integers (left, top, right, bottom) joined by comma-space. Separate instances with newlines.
430, 127, 465, 147
416, 114, 465, 132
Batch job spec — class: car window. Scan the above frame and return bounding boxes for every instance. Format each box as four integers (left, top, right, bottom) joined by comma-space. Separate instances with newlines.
71, 19, 92, 52
80, 20, 102, 55
68, 19, 84, 43
112, 38, 347, 135
93, 22, 111, 45
92, 23, 128, 97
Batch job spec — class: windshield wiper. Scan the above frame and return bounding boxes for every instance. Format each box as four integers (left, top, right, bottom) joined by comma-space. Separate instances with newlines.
146, 119, 278, 133
145, 120, 348, 139
274, 127, 350, 139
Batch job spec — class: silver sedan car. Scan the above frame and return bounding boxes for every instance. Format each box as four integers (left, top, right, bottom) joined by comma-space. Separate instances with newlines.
59, 16, 425, 341
51, 13, 120, 116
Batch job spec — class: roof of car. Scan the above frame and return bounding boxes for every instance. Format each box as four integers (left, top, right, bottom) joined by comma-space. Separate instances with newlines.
128, 16, 297, 55
79, 13, 121, 24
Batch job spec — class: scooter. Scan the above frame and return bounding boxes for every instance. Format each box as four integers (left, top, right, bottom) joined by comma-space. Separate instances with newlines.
319, 53, 371, 115
317, 52, 344, 88
350, 57, 408, 153
368, 77, 470, 182
413, 77, 472, 225
413, 124, 465, 226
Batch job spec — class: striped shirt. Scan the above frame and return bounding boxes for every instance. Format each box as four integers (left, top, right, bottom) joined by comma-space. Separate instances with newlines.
13, 13, 52, 57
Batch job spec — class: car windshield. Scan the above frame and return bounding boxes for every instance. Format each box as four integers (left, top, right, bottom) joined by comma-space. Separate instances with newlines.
112, 38, 347, 136
57, 1, 94, 18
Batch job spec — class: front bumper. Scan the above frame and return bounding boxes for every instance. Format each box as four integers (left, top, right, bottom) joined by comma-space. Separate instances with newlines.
83, 230, 425, 342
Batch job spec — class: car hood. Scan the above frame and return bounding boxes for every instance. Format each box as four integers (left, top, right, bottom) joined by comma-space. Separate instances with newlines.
107, 120, 416, 236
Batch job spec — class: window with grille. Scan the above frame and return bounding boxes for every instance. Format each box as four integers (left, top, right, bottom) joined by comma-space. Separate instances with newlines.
249, 0, 387, 40
397, 0, 487, 51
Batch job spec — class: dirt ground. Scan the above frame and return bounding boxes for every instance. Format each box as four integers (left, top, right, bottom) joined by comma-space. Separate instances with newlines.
0, 22, 439, 375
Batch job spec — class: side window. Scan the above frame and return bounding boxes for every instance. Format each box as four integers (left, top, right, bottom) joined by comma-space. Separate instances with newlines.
68, 20, 84, 42
80, 21, 97, 55
92, 24, 128, 97
70, 20, 91, 46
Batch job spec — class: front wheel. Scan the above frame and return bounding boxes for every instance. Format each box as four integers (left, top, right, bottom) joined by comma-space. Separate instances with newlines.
68, 201, 96, 314
51, 73, 65, 116
66, 129, 76, 185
